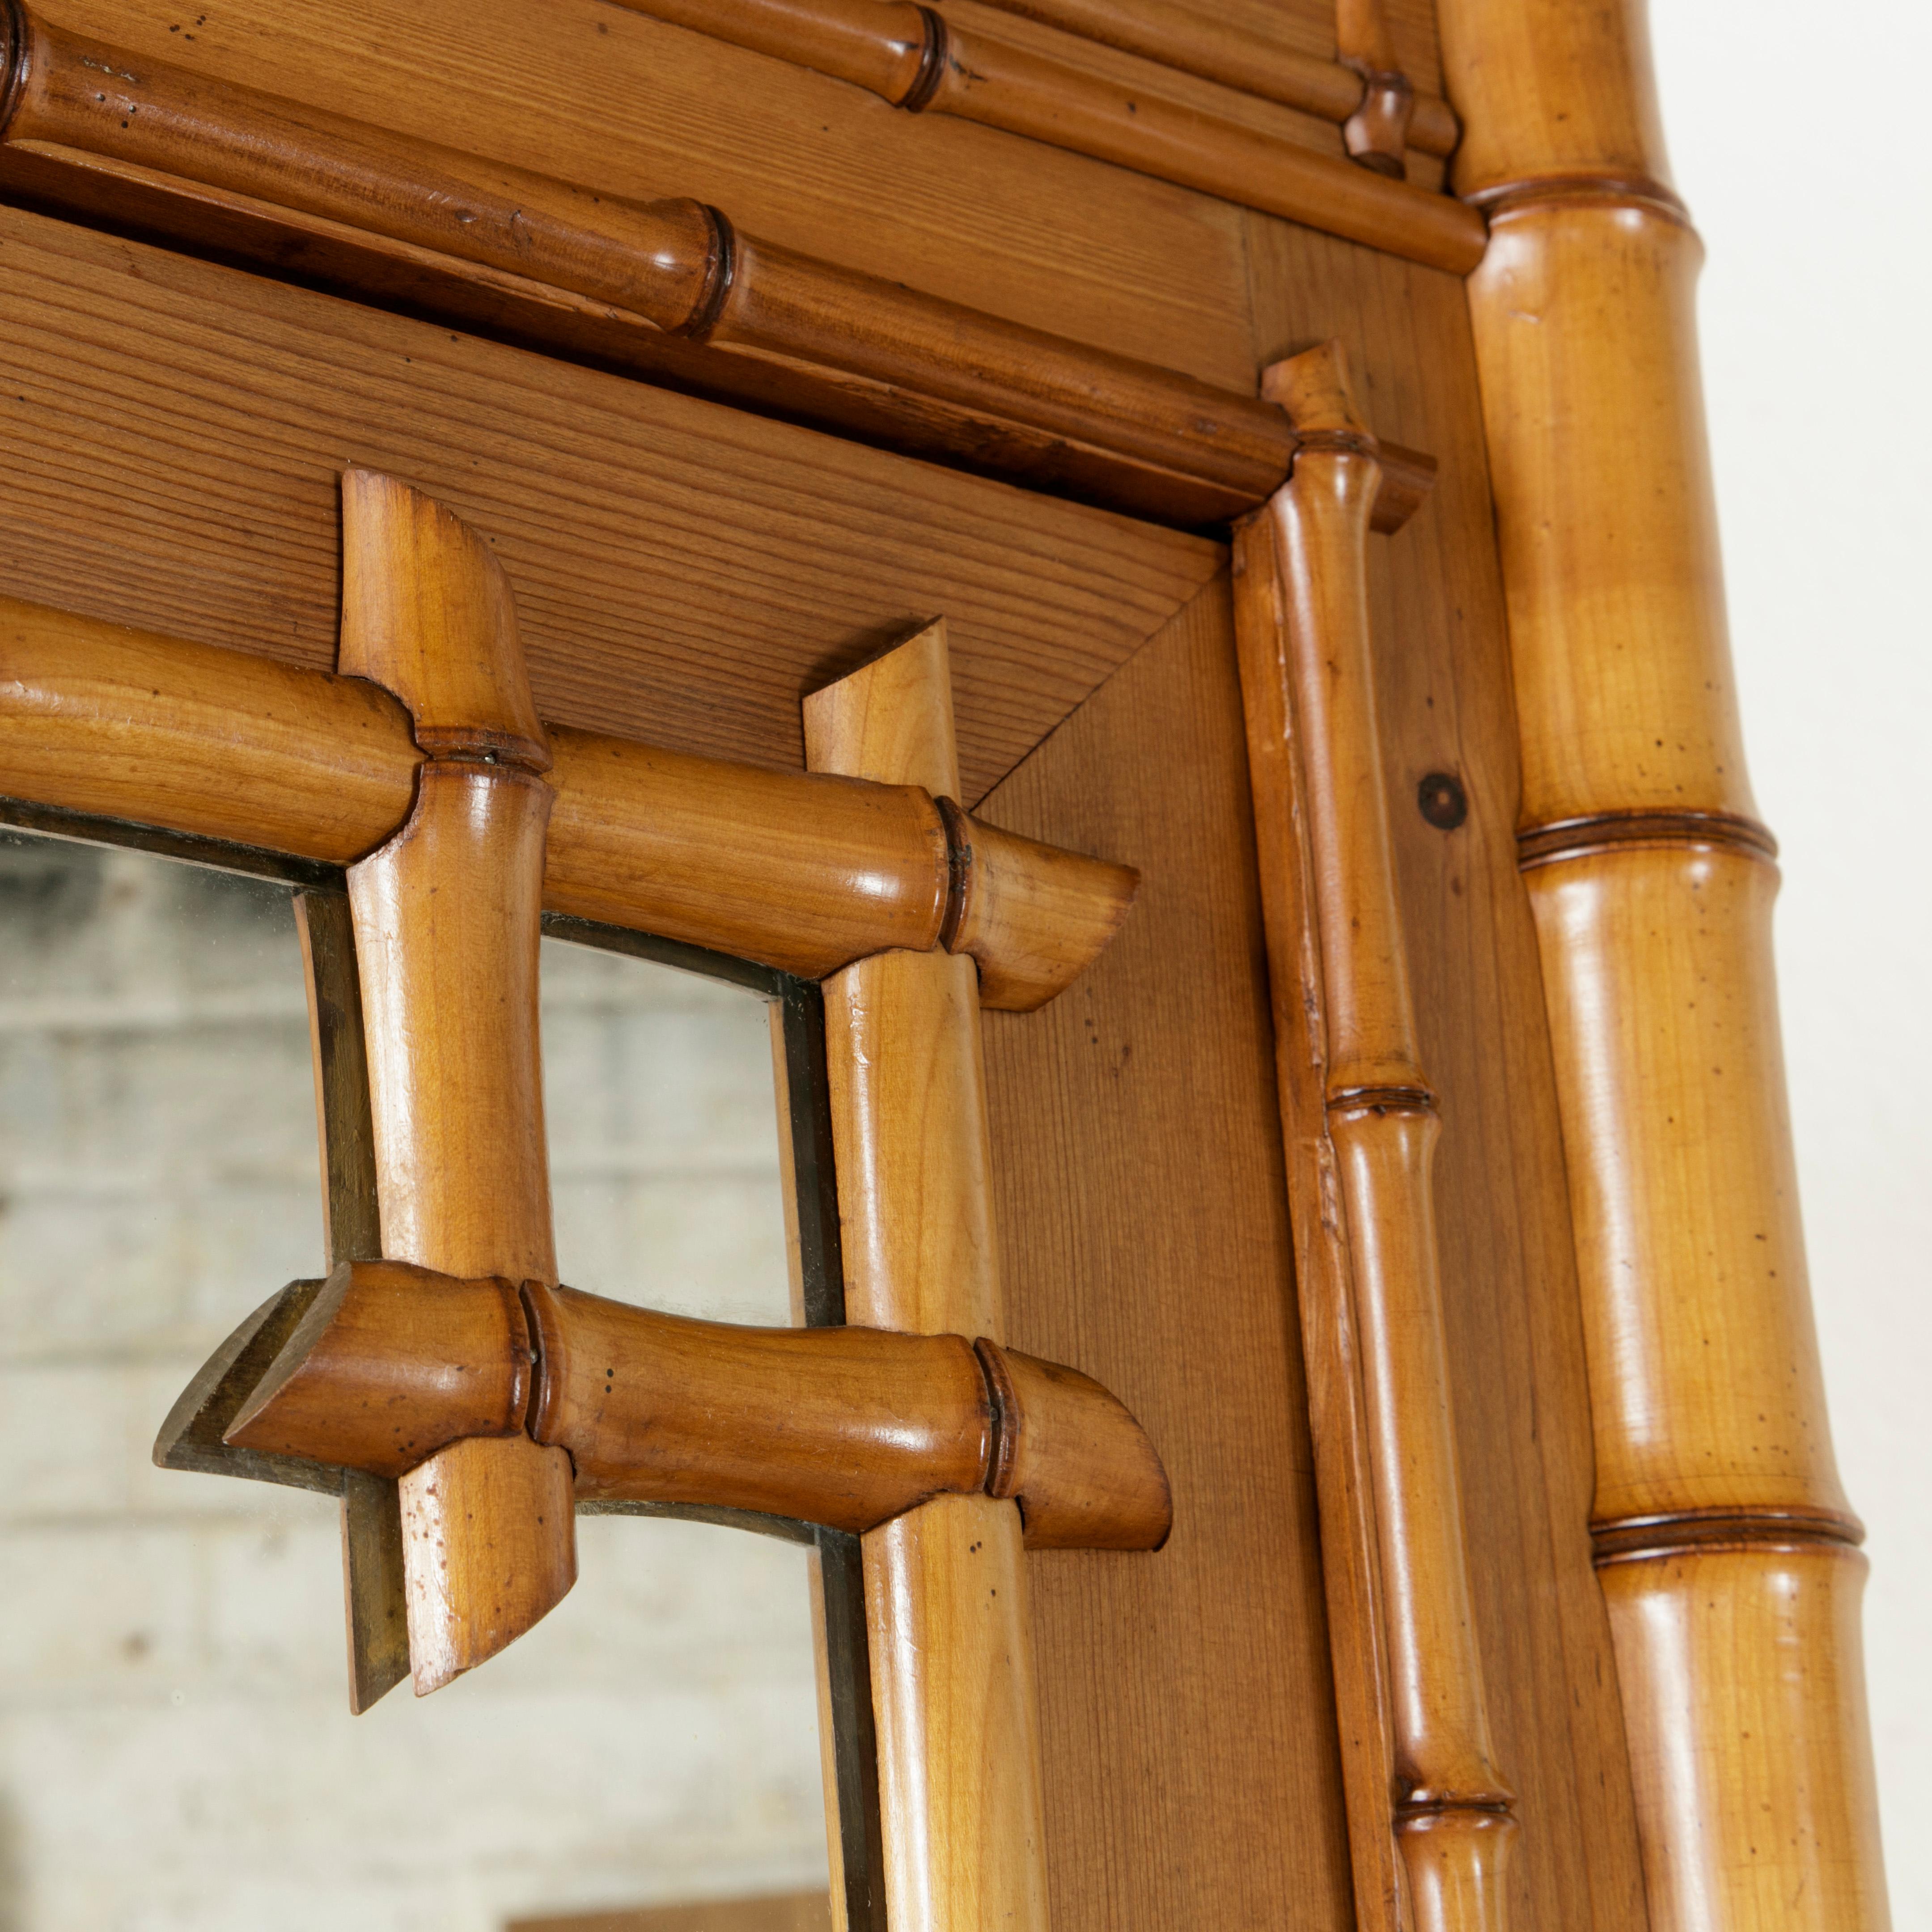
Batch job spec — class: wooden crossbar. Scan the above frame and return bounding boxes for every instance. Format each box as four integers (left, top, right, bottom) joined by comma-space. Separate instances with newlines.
0, 593, 1134, 1008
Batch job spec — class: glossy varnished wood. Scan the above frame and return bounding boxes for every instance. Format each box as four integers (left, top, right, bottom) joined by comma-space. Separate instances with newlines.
1229, 509, 1399, 1931
971, 0, 1457, 155
607, 0, 1481, 271
340, 473, 576, 1693
808, 623, 1049, 1932
979, 579, 1356, 1932
0, 4, 1300, 525
1239, 342, 1514, 1932
0, 9, 1451, 531
349, 762, 558, 1280
1240, 213, 1651, 1932
0, 205, 1220, 800
1438, 1, 1889, 1923
34, 0, 1264, 395
0, 595, 1133, 1005
212, 1262, 1169, 1544
1597, 1543, 1884, 1926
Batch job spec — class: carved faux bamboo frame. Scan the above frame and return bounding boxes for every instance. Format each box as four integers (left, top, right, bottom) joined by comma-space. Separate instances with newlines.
0, 0, 1439, 530
0, 0, 1892, 1912
0, 593, 1133, 1009
1232, 343, 1512, 1932
606, 0, 1476, 263
1436, 1, 1891, 1927
974, 0, 1459, 160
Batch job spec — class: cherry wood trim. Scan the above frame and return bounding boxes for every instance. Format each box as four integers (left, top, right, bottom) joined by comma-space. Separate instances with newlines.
607, 0, 1480, 269
339, 473, 578, 1695
0, 594, 1133, 1008
0, 2, 1437, 533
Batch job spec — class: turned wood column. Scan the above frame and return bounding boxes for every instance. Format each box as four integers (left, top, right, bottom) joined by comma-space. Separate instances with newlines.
1437, 5, 1890, 1927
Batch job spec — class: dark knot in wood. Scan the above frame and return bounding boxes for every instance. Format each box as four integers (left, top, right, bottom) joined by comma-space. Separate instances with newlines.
1418, 771, 1468, 830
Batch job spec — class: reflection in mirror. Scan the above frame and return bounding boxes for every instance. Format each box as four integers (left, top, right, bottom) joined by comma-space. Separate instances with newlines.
0, 829, 830, 1931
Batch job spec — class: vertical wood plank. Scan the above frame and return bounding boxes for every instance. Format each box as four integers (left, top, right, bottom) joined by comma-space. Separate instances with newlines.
806, 622, 1048, 1932
1232, 341, 1516, 1931
978, 577, 1358, 1932
339, 472, 576, 1695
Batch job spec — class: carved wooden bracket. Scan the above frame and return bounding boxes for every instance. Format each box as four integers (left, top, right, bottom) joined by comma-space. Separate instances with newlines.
160, 1260, 1170, 1551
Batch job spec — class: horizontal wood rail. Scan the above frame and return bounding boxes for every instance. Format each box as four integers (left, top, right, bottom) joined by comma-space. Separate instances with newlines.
0, 3, 1438, 531
0, 594, 1133, 1008
172, 1260, 1173, 1550
976, 0, 1458, 158
610, 0, 1481, 272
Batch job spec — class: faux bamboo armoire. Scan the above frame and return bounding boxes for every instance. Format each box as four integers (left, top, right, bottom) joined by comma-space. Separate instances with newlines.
0, 0, 1891, 1923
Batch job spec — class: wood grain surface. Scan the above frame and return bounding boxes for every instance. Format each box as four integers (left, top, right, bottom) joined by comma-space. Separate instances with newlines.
340, 476, 576, 1694
1228, 509, 1401, 1931
34, 0, 1261, 391
977, 0, 1444, 105
602, 0, 1481, 270
809, 624, 1049, 1932
0, 205, 1220, 802
1445, 6, 1890, 1907
978, 577, 1356, 1932
216, 1261, 1169, 1544
969, 0, 1457, 156
1238, 340, 1517, 1932
0, 595, 1137, 1004
1240, 215, 1651, 1932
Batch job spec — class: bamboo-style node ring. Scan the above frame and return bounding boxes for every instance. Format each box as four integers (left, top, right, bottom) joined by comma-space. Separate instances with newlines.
174, 1259, 1172, 1551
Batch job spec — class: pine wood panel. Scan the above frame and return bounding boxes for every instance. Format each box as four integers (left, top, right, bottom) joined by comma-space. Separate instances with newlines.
0, 206, 1220, 801
978, 578, 1354, 1932
41, 0, 1259, 390
1044, 0, 1441, 97
1240, 215, 1650, 1932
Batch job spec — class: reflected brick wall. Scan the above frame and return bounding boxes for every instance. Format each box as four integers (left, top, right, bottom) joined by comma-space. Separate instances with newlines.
0, 835, 827, 1932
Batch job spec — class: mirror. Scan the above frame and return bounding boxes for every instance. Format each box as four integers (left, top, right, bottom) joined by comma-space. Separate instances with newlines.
0, 829, 831, 1931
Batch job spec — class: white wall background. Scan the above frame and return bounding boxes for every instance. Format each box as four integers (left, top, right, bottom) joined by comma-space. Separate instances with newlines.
1649, 7, 1932, 1920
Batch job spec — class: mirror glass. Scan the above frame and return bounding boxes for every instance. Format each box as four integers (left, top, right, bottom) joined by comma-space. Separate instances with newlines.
0, 829, 830, 1931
